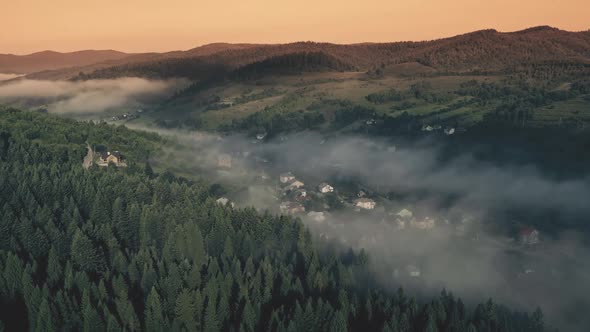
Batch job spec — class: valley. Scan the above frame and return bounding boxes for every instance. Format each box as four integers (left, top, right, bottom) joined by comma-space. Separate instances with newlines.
1, 25, 590, 331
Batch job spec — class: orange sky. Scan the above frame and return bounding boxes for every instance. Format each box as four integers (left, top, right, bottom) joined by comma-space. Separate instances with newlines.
2, 0, 589, 54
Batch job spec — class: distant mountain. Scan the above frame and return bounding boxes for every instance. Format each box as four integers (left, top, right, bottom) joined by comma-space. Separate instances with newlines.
230, 51, 357, 79
0, 50, 132, 74
10, 26, 590, 80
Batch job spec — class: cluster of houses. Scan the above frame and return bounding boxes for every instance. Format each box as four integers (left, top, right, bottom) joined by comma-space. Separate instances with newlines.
110, 109, 142, 121
277, 171, 382, 216
279, 172, 308, 214
278, 172, 343, 216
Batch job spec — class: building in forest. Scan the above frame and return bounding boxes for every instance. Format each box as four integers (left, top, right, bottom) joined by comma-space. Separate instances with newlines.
318, 182, 334, 193
354, 198, 376, 210
97, 151, 126, 167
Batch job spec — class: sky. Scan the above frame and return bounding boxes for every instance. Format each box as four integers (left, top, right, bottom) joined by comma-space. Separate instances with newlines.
2, 0, 589, 54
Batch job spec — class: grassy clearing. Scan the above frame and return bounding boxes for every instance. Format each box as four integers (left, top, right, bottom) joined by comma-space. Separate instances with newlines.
145, 70, 589, 132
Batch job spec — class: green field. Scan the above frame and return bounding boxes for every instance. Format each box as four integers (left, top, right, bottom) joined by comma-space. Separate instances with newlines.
143, 69, 590, 135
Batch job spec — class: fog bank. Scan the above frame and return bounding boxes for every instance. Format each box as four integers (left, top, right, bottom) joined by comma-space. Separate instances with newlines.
142, 128, 590, 331
0, 78, 184, 113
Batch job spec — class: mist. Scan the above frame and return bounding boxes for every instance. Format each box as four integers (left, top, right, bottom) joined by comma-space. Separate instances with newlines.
140, 127, 590, 331
0, 73, 22, 81
0, 78, 185, 113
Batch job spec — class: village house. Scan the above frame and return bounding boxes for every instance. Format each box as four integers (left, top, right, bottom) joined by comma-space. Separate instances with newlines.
392, 208, 414, 230
98, 151, 126, 167
293, 189, 307, 201
318, 182, 334, 193
216, 197, 235, 208
396, 208, 413, 219
354, 198, 376, 210
410, 217, 436, 230
286, 180, 305, 190
406, 265, 421, 278
444, 127, 456, 135
280, 201, 305, 215
422, 125, 434, 132
279, 172, 296, 184
217, 153, 232, 169
519, 227, 540, 245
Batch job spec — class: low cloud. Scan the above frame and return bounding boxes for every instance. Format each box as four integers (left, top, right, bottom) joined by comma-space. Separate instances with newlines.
0, 73, 22, 81
138, 129, 590, 331
0, 78, 184, 113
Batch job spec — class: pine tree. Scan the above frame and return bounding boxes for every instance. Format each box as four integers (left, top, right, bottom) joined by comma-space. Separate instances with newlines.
329, 310, 347, 332
3, 252, 23, 297
82, 290, 104, 332
204, 295, 219, 332
241, 299, 256, 332
71, 229, 105, 274
35, 298, 54, 332
46, 246, 62, 288
145, 287, 165, 332
175, 288, 197, 331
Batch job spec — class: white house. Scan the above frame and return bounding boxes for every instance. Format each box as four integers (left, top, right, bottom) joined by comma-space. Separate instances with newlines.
422, 125, 434, 132
318, 182, 334, 193
396, 208, 413, 219
444, 127, 455, 135
294, 189, 307, 199
354, 198, 376, 210
279, 172, 296, 184
407, 265, 421, 277
216, 197, 235, 208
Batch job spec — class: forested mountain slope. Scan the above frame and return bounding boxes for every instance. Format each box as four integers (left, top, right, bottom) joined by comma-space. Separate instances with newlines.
32, 26, 590, 81
0, 109, 547, 331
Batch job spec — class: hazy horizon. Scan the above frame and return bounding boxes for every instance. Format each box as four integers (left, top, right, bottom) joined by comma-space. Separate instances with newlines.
2, 25, 589, 56
2, 0, 589, 55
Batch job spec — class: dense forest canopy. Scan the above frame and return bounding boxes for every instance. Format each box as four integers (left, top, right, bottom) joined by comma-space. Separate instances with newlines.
0, 109, 548, 331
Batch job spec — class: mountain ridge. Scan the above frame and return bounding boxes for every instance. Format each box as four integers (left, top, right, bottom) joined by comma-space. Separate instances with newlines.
3, 26, 589, 80
0, 50, 132, 74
